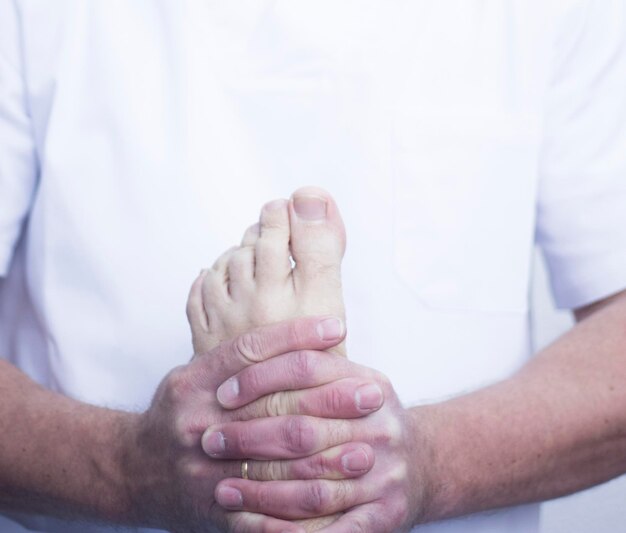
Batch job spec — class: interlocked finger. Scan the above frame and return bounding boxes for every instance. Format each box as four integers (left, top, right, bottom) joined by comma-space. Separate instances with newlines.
202, 415, 354, 460
216, 477, 373, 520
243, 442, 374, 482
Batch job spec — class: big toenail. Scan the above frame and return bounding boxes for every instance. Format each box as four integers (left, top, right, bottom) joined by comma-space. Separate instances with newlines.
263, 198, 288, 212
293, 195, 327, 221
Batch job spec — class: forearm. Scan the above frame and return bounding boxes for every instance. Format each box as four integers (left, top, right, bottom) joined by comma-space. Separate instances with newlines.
0, 360, 137, 523
416, 293, 626, 523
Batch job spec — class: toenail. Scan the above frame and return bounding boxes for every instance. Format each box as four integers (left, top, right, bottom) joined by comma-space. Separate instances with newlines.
316, 317, 344, 341
264, 198, 288, 212
293, 195, 327, 221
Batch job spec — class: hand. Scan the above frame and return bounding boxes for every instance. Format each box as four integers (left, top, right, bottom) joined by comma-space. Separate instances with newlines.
120, 316, 381, 532
209, 351, 425, 532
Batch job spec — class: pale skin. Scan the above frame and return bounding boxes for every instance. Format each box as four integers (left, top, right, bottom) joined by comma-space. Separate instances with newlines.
1, 185, 625, 531
188, 188, 626, 531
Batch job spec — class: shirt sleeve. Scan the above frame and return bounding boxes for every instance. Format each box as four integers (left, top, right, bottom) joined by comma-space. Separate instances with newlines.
536, 0, 626, 310
0, 0, 39, 277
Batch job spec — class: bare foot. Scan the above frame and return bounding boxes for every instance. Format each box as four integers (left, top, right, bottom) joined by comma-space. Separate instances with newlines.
187, 186, 347, 357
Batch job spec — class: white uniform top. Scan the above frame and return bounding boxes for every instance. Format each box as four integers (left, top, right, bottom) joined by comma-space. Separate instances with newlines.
1, 1, 625, 532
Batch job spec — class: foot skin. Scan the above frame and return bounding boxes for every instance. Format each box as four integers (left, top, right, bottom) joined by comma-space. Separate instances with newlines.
187, 187, 347, 357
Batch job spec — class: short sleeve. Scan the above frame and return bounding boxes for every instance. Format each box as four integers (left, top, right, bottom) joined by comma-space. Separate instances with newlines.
0, 0, 39, 277
536, 0, 626, 309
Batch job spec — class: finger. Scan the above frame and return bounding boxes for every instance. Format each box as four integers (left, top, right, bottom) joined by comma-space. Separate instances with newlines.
230, 377, 384, 421
216, 350, 380, 409
202, 416, 353, 460
215, 478, 371, 520
225, 510, 305, 533
246, 443, 374, 481
192, 315, 346, 387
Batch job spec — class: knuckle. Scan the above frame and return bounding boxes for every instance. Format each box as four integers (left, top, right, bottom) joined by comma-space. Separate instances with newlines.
164, 365, 194, 403
282, 417, 316, 454
300, 481, 329, 514
235, 332, 264, 363
379, 416, 403, 447
181, 459, 210, 484
256, 485, 275, 514
289, 350, 314, 384
322, 385, 346, 415
243, 366, 264, 399
237, 427, 254, 456
172, 415, 195, 448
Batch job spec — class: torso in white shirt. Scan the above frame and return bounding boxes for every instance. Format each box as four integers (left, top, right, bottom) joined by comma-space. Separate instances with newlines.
3, 1, 625, 532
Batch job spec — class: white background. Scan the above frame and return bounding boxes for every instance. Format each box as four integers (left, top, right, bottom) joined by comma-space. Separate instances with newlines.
532, 251, 626, 533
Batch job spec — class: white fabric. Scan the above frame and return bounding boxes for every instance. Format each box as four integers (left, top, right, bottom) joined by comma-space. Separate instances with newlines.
0, 1, 625, 532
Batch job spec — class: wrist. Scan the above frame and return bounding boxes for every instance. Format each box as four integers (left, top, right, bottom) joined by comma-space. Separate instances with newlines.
407, 402, 468, 526
114, 409, 177, 529
67, 406, 145, 526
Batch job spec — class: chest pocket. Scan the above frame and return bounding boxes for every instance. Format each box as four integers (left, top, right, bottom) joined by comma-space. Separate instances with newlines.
391, 108, 541, 313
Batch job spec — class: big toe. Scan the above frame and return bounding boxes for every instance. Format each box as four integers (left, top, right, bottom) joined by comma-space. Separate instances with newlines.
289, 187, 346, 293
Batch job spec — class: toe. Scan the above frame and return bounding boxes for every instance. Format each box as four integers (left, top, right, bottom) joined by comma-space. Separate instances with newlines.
212, 245, 238, 274
288, 187, 346, 291
241, 222, 260, 247
255, 198, 292, 286
206, 246, 237, 304
227, 246, 255, 298
186, 270, 210, 341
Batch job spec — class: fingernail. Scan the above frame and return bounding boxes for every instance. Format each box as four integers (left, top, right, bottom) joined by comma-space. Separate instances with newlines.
202, 430, 225, 456
216, 485, 243, 508
293, 195, 327, 220
355, 384, 383, 411
316, 317, 344, 341
264, 198, 288, 212
217, 377, 240, 406
342, 448, 370, 473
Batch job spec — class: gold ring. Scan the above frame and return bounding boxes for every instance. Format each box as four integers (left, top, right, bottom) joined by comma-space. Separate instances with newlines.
241, 459, 249, 480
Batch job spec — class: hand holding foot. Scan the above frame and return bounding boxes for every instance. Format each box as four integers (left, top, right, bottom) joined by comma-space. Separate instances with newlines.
181, 188, 388, 530
127, 317, 360, 533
